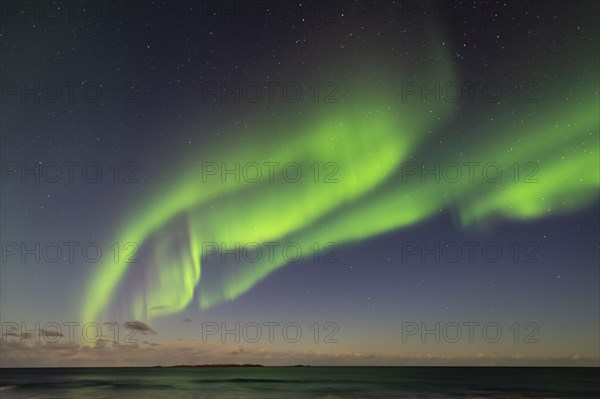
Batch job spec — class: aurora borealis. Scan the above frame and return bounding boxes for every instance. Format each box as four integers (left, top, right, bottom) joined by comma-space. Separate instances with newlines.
1, 0, 599, 367
81, 31, 599, 322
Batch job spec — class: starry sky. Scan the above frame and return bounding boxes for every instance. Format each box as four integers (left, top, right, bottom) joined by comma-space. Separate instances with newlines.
0, 0, 599, 367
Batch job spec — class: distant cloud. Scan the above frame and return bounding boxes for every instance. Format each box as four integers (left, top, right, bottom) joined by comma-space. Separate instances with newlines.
1, 338, 598, 368
39, 328, 64, 338
124, 321, 156, 335
112, 340, 140, 348
227, 346, 251, 355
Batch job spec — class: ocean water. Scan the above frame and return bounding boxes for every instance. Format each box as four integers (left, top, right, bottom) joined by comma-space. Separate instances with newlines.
0, 367, 598, 398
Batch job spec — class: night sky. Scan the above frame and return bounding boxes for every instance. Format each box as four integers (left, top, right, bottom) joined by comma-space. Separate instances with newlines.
0, 0, 599, 367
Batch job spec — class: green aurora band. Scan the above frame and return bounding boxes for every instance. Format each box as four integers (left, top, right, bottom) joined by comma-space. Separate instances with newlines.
82, 42, 599, 322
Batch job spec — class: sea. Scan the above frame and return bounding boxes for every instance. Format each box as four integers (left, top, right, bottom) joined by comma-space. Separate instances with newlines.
0, 367, 598, 398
